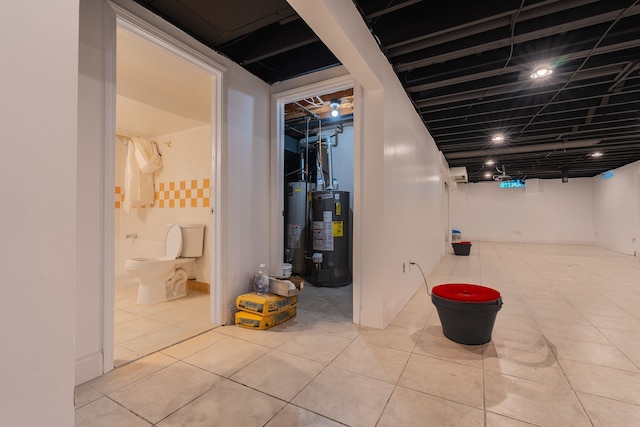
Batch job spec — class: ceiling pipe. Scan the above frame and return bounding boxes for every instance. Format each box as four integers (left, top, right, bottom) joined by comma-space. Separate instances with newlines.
414, 63, 633, 107
423, 88, 640, 124
293, 101, 320, 119
430, 101, 638, 131
394, 6, 640, 72
407, 41, 639, 93
607, 60, 640, 92
435, 117, 635, 144
388, 0, 599, 57
445, 139, 601, 160
212, 7, 297, 45
365, 0, 423, 20
241, 37, 319, 65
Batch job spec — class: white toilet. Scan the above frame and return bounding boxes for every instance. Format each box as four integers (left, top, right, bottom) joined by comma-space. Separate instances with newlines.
124, 224, 205, 304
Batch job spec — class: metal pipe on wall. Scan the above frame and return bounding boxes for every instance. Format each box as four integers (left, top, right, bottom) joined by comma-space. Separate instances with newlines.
304, 116, 310, 181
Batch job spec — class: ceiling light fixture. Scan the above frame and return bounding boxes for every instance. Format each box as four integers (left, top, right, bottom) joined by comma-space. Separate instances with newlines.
329, 99, 340, 118
530, 65, 553, 79
492, 135, 504, 143
485, 159, 495, 166
591, 151, 603, 157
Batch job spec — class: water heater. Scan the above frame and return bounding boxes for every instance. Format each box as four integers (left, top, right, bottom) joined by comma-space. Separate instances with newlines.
310, 190, 351, 286
286, 181, 309, 274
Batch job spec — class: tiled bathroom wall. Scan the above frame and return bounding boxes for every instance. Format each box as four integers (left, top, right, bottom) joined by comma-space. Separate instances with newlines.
114, 125, 212, 283
114, 178, 210, 210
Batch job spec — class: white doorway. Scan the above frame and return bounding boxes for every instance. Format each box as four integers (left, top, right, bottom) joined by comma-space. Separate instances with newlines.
103, 8, 225, 371
271, 76, 362, 323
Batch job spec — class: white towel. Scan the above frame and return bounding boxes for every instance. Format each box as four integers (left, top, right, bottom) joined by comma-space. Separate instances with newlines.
123, 136, 163, 212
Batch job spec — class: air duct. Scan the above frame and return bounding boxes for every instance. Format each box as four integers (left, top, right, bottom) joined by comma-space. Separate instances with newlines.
449, 167, 468, 183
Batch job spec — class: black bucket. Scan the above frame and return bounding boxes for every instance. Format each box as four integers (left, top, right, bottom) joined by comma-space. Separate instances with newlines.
452, 242, 472, 256
431, 283, 502, 345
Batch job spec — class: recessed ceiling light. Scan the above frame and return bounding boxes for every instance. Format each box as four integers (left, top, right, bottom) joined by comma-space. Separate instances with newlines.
485, 159, 495, 165
531, 66, 553, 79
492, 135, 504, 143
484, 172, 492, 178
591, 151, 603, 157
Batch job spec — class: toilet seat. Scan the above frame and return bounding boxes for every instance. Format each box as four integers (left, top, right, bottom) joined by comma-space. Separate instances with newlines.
164, 224, 183, 258
125, 256, 193, 267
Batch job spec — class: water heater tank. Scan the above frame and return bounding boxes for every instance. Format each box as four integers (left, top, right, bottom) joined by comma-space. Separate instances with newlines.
286, 182, 309, 274
310, 190, 350, 286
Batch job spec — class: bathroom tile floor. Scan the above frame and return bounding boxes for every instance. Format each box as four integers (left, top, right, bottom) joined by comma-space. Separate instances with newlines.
114, 279, 212, 367
77, 242, 640, 426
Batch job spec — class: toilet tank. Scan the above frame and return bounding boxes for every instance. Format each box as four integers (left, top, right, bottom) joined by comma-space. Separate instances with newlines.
178, 224, 205, 257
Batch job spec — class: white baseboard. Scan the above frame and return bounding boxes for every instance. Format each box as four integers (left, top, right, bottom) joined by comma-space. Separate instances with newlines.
359, 310, 384, 329
75, 351, 103, 386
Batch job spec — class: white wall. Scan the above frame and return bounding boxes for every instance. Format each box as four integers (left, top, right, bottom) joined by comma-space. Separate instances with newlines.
593, 160, 640, 255
221, 80, 272, 322
381, 86, 445, 320
450, 179, 594, 243
449, 162, 640, 256
331, 124, 355, 204
286, 0, 446, 327
76, 0, 272, 386
76, 0, 111, 387
0, 1, 78, 426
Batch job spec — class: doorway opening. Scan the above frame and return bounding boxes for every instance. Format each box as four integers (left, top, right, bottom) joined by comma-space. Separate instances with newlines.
105, 14, 224, 369
272, 77, 359, 323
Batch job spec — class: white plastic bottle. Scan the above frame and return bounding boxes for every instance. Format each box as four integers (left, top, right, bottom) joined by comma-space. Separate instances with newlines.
254, 263, 270, 294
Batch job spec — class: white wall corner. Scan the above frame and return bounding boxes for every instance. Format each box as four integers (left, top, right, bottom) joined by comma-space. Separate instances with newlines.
383, 282, 423, 328
359, 309, 385, 329
74, 352, 103, 386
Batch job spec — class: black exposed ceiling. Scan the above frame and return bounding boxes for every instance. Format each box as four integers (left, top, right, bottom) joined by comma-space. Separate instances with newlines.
133, 0, 640, 182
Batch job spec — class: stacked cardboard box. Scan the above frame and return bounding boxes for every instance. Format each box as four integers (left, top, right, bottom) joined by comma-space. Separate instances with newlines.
268, 276, 305, 297
235, 292, 298, 330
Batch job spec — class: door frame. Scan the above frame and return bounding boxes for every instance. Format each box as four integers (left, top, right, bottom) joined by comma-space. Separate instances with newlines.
270, 75, 363, 324
103, 2, 226, 372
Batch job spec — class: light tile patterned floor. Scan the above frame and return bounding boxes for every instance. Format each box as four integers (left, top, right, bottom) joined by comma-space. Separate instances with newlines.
76, 242, 640, 426
114, 279, 212, 366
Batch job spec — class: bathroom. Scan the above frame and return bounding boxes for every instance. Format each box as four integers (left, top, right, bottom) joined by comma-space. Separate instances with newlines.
113, 25, 214, 366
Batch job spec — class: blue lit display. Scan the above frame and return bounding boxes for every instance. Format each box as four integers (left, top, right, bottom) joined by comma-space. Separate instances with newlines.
499, 179, 526, 188
600, 170, 614, 180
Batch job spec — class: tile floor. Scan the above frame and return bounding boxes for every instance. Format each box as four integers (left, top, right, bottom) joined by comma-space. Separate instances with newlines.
114, 278, 212, 366
76, 242, 640, 426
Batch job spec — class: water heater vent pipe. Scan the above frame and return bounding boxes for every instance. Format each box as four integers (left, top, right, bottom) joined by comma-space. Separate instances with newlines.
317, 120, 324, 190
304, 116, 310, 181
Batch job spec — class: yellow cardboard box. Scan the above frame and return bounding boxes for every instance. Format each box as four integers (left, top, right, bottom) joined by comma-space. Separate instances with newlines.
236, 292, 298, 316
235, 307, 296, 330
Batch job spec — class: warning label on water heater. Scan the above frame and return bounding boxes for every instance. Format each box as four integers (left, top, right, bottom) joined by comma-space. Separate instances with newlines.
313, 216, 334, 251
333, 221, 343, 237
287, 224, 301, 248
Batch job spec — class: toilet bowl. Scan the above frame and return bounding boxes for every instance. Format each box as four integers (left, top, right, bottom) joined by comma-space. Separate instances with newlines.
124, 224, 205, 304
